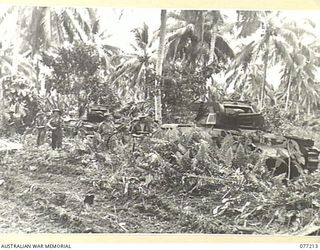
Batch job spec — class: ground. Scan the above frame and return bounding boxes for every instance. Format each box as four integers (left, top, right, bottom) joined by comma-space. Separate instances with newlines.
0, 131, 320, 235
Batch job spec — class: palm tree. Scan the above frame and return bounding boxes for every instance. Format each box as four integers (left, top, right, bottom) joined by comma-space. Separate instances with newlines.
164, 10, 234, 69
275, 18, 320, 115
205, 11, 234, 65
111, 23, 156, 101
154, 9, 167, 123
27, 7, 103, 55
0, 6, 107, 92
236, 11, 269, 38
279, 50, 320, 115
228, 12, 299, 109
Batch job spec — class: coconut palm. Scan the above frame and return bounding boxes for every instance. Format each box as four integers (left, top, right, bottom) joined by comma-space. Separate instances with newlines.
235, 10, 270, 38
165, 10, 234, 69
278, 50, 320, 115
274, 18, 320, 115
227, 12, 307, 109
111, 23, 157, 101
154, 9, 167, 123
26, 7, 104, 55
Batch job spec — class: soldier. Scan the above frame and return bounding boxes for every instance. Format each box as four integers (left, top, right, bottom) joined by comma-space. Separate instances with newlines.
130, 116, 141, 134
7, 111, 16, 137
35, 112, 47, 146
98, 113, 116, 149
98, 113, 115, 137
130, 113, 153, 134
47, 109, 63, 150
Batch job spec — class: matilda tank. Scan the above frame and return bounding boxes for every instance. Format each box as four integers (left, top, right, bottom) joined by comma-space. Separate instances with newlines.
161, 100, 319, 178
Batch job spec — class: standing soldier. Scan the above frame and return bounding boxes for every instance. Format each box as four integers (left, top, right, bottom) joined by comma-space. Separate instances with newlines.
7, 111, 16, 137
47, 109, 63, 150
130, 113, 153, 134
35, 112, 47, 146
98, 113, 114, 135
98, 113, 115, 148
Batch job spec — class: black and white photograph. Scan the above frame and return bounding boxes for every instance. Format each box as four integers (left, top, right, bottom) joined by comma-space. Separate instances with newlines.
0, 5, 320, 236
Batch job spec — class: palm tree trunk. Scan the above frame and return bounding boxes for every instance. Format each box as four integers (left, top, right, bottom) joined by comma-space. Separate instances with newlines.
296, 79, 301, 119
208, 26, 217, 65
194, 11, 204, 43
144, 67, 149, 100
199, 12, 204, 43
260, 47, 269, 109
240, 75, 248, 100
285, 70, 292, 111
154, 10, 167, 124
12, 6, 22, 75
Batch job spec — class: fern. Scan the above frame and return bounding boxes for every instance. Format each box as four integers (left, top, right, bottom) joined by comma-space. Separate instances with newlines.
225, 147, 234, 168
233, 143, 246, 169
218, 134, 235, 163
196, 139, 211, 162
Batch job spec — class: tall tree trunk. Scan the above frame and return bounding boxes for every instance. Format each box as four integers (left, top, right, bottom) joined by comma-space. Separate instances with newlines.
194, 11, 204, 68
199, 12, 204, 43
43, 7, 52, 49
260, 47, 269, 109
296, 78, 301, 119
144, 66, 149, 100
154, 10, 167, 124
285, 70, 292, 111
12, 7, 22, 75
195, 11, 204, 43
208, 26, 217, 65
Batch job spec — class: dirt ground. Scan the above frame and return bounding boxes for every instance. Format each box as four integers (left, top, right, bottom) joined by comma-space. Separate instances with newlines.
1, 134, 320, 235
0, 140, 190, 233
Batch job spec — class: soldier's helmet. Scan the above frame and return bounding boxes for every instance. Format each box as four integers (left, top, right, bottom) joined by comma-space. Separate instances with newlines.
52, 109, 61, 114
138, 114, 148, 120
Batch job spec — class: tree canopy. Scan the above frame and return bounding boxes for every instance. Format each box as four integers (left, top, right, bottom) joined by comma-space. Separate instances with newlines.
1, 7, 320, 124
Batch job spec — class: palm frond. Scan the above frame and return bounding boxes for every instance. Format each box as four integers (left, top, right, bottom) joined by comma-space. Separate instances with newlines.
62, 12, 74, 43
132, 63, 145, 88
167, 11, 185, 21
92, 20, 99, 34
111, 57, 140, 84
232, 41, 255, 70
303, 62, 316, 79
41, 7, 52, 48
64, 8, 88, 42
0, 6, 15, 25
29, 7, 42, 55
303, 18, 316, 28
236, 11, 264, 38
209, 10, 224, 24
272, 38, 291, 65
74, 8, 94, 38
280, 28, 299, 48
215, 35, 234, 59
281, 22, 315, 38
165, 21, 188, 34
131, 23, 149, 50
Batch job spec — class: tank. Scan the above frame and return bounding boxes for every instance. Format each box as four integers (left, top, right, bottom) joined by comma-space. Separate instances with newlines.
161, 100, 319, 178
193, 100, 265, 130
